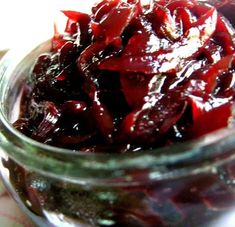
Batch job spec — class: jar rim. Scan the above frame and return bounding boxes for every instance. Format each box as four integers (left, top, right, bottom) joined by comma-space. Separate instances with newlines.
1, 39, 235, 183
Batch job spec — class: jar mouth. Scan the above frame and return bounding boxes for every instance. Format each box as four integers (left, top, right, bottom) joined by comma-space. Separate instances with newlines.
1, 39, 235, 183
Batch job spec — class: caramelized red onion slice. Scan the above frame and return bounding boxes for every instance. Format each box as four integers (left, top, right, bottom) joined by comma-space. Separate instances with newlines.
99, 8, 218, 74
14, 0, 235, 151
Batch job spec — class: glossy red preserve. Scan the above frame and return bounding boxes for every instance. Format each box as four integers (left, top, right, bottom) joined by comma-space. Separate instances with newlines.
4, 0, 235, 227
14, 0, 235, 153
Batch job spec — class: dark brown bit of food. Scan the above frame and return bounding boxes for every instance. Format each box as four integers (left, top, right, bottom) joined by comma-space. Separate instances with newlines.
14, 0, 235, 152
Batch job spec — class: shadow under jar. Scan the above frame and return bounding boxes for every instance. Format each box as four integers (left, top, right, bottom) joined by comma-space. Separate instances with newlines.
1, 0, 235, 227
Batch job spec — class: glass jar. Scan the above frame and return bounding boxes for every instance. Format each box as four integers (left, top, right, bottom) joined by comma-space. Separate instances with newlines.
1, 2, 235, 227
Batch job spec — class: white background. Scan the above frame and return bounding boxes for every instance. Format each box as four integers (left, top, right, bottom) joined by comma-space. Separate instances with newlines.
0, 0, 151, 50
0, 0, 96, 50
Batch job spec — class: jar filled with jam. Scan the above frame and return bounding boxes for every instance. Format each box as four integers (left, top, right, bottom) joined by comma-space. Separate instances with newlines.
0, 0, 235, 226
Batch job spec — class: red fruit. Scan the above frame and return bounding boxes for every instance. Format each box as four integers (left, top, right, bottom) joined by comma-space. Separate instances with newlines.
201, 184, 235, 210
14, 0, 235, 154
31, 102, 60, 142
120, 73, 151, 109
62, 101, 87, 115
99, 8, 218, 74
194, 54, 235, 93
189, 95, 232, 138
152, 6, 180, 40
215, 15, 235, 55
166, 0, 195, 13
121, 90, 187, 144
92, 92, 114, 142
174, 7, 195, 33
173, 174, 218, 204
91, 1, 136, 43
92, 0, 120, 22
62, 10, 89, 22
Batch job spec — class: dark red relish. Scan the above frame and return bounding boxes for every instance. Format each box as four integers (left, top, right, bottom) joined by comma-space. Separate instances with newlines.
14, 0, 235, 153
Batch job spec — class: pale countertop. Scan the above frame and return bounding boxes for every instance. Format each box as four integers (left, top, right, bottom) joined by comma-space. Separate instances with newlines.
0, 181, 34, 227
0, 0, 96, 51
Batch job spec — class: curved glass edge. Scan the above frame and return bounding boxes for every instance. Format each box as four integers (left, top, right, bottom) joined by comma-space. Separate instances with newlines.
1, 36, 235, 183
